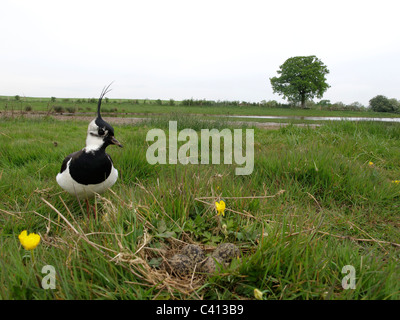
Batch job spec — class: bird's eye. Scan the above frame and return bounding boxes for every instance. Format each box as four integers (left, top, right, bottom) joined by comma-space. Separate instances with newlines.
98, 128, 105, 136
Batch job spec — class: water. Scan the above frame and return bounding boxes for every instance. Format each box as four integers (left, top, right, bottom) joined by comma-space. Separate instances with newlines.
227, 115, 400, 123
57, 112, 400, 123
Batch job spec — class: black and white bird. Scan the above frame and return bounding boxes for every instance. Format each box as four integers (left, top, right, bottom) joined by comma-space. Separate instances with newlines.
56, 84, 122, 207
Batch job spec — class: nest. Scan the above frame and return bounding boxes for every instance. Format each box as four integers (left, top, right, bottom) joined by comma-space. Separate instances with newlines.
111, 236, 241, 299
111, 237, 207, 298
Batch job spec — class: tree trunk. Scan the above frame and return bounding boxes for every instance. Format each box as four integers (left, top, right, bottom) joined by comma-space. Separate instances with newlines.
301, 95, 306, 109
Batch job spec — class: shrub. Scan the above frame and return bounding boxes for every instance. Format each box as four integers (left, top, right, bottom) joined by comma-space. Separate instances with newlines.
369, 95, 396, 112
53, 106, 64, 113
261, 100, 279, 108
389, 99, 400, 112
318, 99, 331, 106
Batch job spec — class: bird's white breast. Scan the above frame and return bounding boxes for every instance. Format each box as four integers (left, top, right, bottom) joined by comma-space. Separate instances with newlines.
56, 158, 118, 199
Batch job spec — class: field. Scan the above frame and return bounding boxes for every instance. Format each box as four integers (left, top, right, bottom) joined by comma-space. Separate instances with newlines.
0, 110, 400, 300
2, 95, 400, 119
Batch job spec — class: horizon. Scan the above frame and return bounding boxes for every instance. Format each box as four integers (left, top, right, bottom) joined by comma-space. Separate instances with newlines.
0, 94, 376, 106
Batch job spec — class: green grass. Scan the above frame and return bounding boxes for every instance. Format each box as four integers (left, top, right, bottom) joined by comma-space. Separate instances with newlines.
2, 95, 400, 119
0, 115, 399, 300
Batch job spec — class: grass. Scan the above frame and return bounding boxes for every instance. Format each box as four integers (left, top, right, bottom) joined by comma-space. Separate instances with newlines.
0, 114, 399, 300
2, 95, 400, 119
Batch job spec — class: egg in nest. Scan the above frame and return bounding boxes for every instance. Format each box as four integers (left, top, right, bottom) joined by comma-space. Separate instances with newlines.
199, 256, 225, 273
166, 254, 194, 276
212, 243, 240, 264
181, 244, 206, 264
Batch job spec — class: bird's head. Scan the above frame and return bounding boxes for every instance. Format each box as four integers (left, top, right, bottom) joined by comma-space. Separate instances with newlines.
85, 84, 123, 152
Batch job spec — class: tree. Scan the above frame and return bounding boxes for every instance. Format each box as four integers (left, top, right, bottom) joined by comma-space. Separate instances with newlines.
389, 98, 400, 112
270, 55, 330, 108
318, 99, 331, 107
369, 95, 397, 113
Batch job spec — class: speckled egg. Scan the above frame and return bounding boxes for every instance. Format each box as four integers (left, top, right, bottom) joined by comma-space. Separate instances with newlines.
199, 256, 225, 273
167, 254, 194, 276
212, 243, 240, 264
181, 244, 206, 264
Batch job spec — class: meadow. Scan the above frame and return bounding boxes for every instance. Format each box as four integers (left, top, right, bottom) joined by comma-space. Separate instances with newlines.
2, 95, 400, 119
0, 112, 399, 300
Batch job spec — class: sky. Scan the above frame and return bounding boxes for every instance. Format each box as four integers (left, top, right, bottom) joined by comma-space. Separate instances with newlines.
1, 0, 399, 106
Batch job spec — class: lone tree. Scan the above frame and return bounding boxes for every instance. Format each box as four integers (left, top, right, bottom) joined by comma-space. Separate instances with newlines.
270, 55, 330, 108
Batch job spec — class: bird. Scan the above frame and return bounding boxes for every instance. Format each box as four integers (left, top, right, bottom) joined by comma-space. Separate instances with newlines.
56, 84, 123, 216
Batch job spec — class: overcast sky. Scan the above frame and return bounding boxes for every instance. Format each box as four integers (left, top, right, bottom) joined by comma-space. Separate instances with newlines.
1, 0, 399, 106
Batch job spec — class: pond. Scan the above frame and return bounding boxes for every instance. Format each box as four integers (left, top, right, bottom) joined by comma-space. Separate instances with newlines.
227, 115, 400, 123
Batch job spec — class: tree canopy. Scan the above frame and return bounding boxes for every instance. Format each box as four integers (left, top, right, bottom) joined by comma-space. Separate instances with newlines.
369, 95, 399, 113
270, 56, 330, 108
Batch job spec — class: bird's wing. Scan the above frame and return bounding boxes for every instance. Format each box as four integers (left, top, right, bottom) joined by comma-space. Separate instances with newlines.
106, 153, 114, 165
59, 150, 83, 173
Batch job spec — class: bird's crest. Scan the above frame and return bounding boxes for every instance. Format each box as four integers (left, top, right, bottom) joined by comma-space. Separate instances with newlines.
97, 82, 113, 119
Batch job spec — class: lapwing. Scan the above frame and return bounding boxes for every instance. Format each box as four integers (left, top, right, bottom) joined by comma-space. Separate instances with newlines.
56, 84, 122, 216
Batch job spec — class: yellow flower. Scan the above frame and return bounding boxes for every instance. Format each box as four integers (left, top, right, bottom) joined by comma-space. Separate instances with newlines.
254, 288, 263, 300
18, 230, 41, 251
368, 161, 374, 166
215, 200, 226, 216
392, 180, 400, 184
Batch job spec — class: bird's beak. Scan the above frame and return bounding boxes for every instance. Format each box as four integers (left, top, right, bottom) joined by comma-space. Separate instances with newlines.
110, 136, 123, 148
